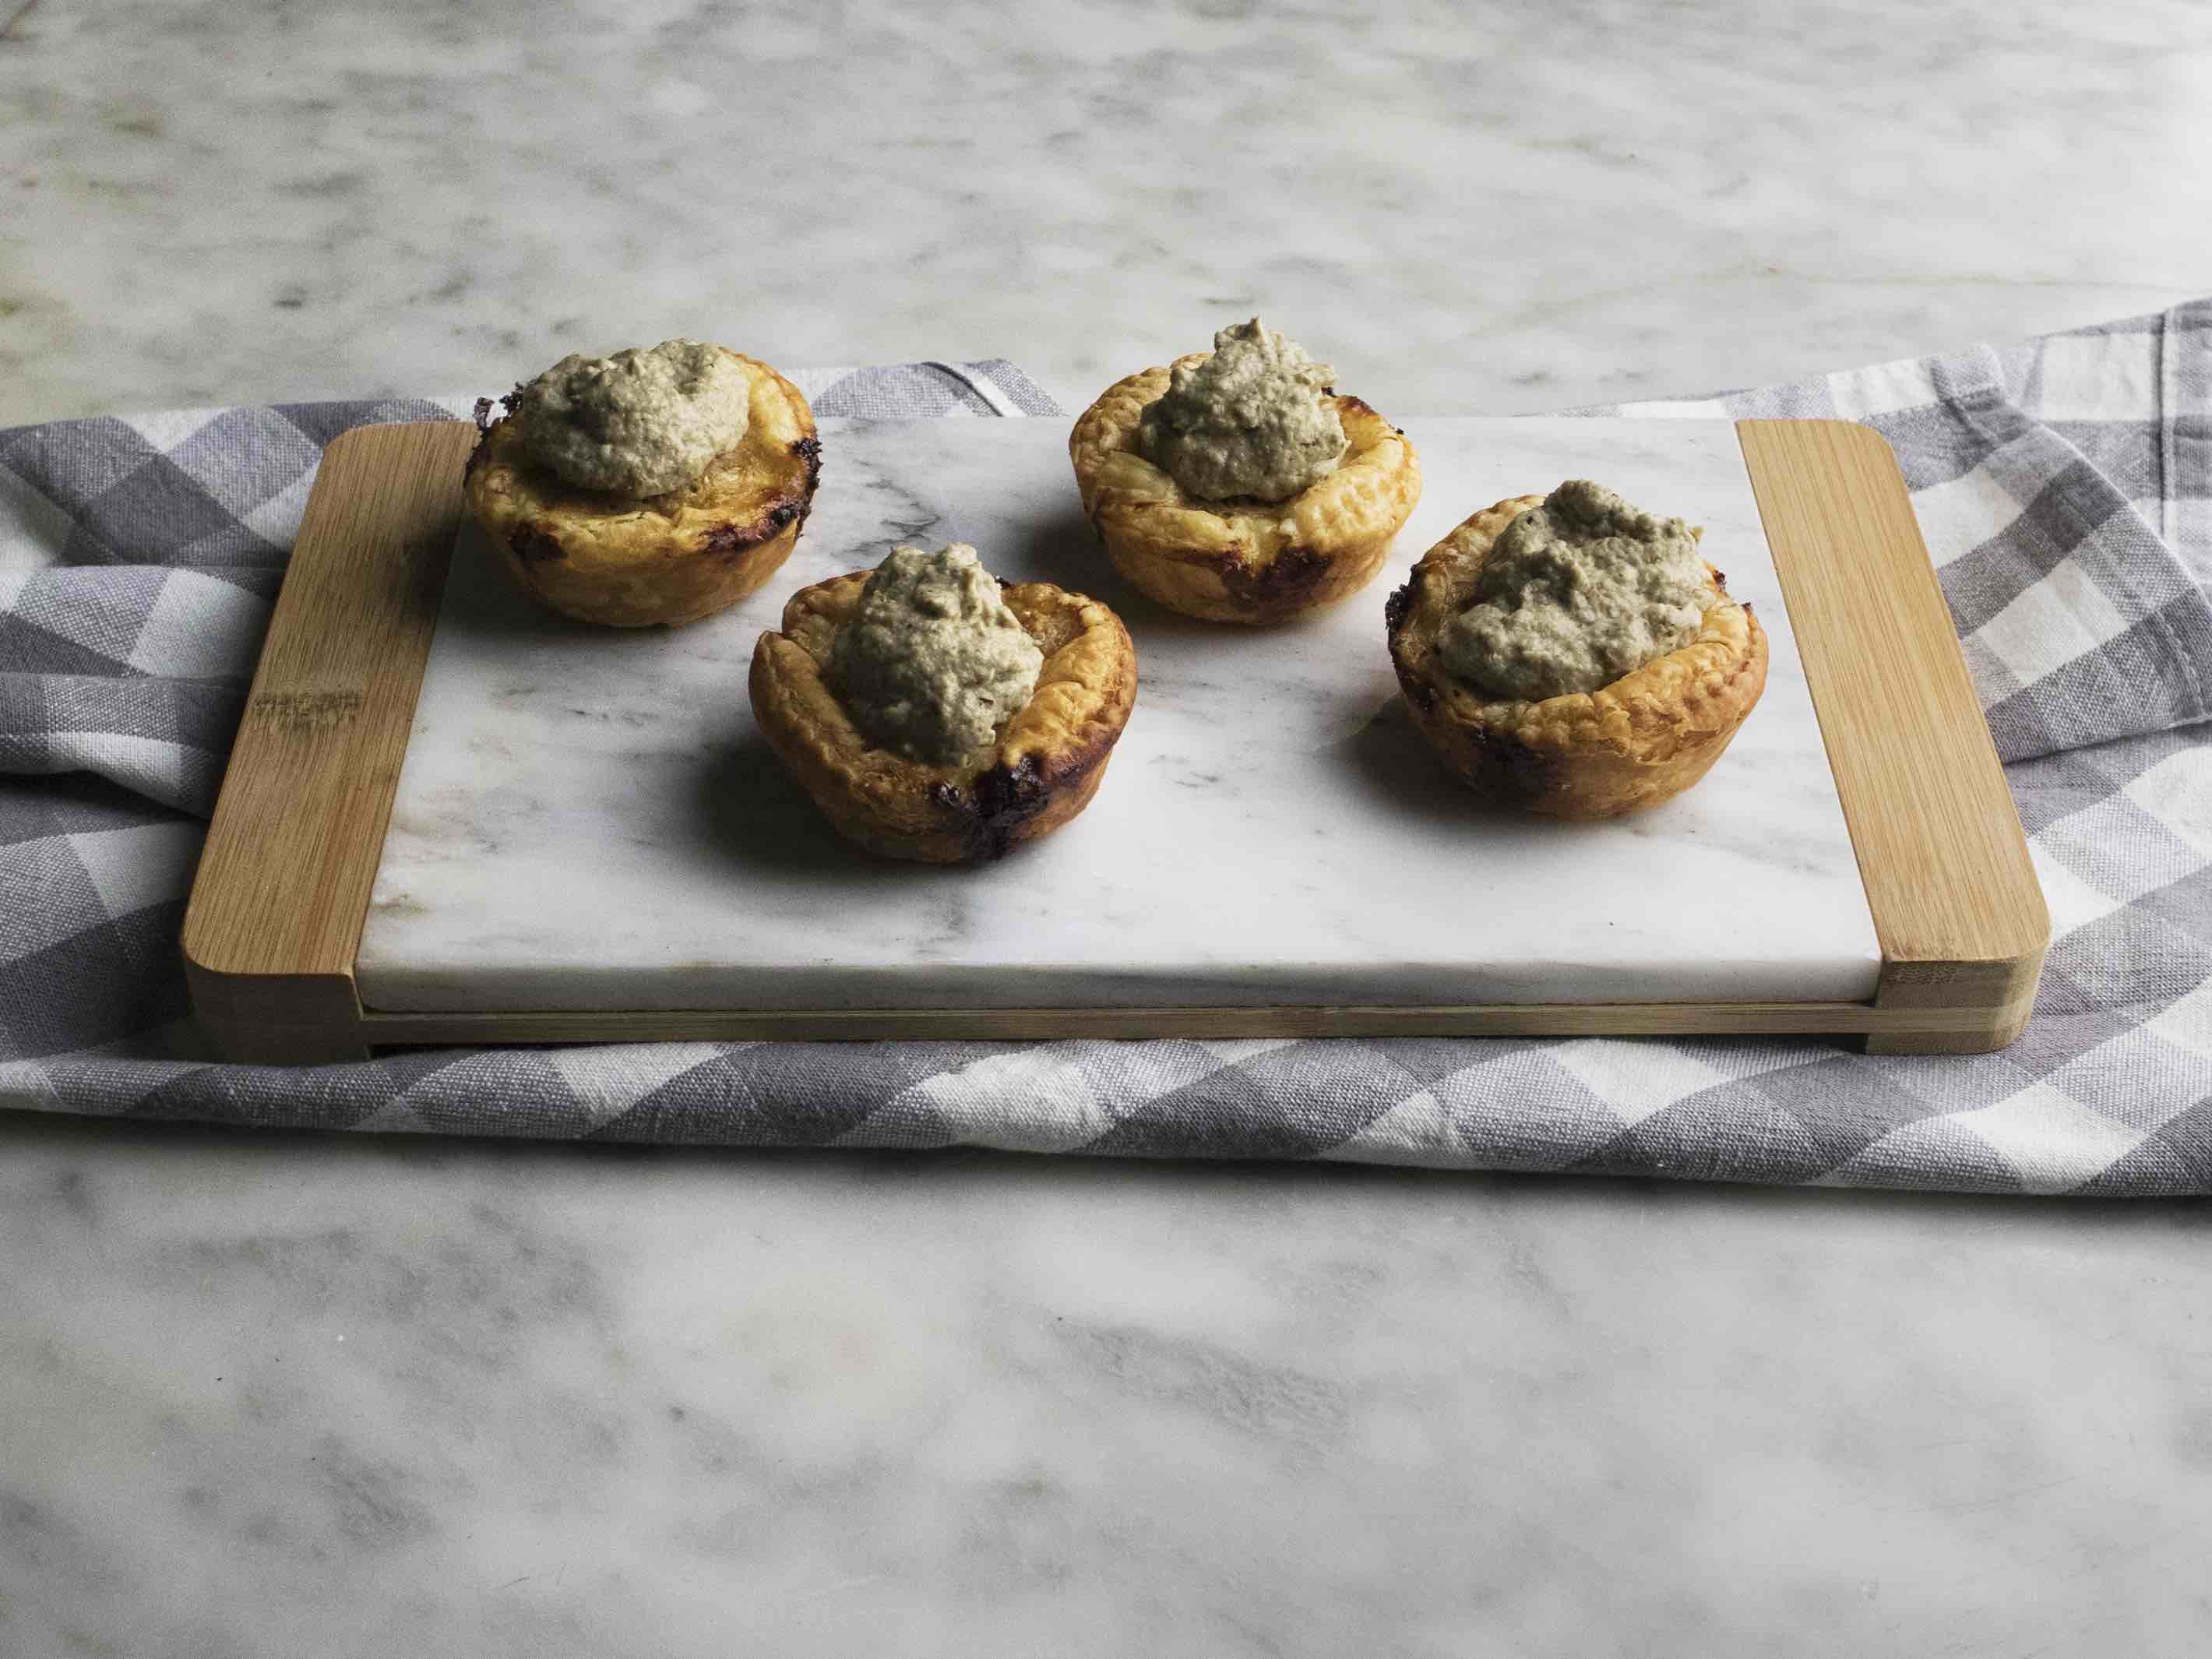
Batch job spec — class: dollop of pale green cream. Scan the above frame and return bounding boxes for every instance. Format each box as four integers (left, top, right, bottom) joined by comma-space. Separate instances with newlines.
509, 338, 751, 496
829, 544, 1045, 765
1437, 480, 1713, 701
1136, 318, 1348, 503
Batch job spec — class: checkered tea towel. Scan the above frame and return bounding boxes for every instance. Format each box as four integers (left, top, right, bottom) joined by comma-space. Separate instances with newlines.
5, 322, 2210, 1195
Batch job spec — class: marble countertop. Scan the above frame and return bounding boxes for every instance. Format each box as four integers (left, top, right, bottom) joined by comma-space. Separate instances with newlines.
5, 0, 2210, 428
7, 1, 2212, 1653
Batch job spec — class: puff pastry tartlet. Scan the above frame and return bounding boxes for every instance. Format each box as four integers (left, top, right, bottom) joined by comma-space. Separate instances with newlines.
1386, 493, 1768, 819
464, 344, 819, 629
1069, 333, 1420, 625
748, 565, 1139, 863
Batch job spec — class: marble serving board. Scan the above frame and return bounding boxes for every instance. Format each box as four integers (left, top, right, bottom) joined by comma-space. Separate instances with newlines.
354, 417, 1882, 1014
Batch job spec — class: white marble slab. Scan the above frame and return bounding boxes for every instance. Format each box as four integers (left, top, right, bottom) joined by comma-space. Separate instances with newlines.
356, 417, 1880, 1013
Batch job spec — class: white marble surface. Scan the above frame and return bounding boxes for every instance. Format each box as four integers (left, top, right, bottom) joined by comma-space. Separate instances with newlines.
11, 1, 2212, 1653
360, 417, 1879, 1013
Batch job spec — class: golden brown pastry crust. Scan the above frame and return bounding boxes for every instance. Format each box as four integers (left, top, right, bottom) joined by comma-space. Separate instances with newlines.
748, 572, 1139, 863
1068, 358, 1421, 625
463, 350, 820, 628
1386, 495, 1769, 819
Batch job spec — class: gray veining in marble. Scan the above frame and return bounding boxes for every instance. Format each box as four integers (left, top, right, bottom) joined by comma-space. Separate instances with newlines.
12, 1, 2212, 1653
358, 417, 1879, 1013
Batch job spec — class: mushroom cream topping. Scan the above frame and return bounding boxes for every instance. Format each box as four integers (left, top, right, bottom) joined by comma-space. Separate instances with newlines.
1136, 318, 1348, 503
1436, 479, 1714, 701
508, 338, 752, 496
828, 544, 1045, 765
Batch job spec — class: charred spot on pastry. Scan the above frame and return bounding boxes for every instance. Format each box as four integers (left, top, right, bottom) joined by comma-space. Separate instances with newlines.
1488, 734, 1568, 800
700, 523, 756, 560
1053, 704, 1126, 787
1383, 579, 1416, 638
1395, 663, 1439, 714
792, 434, 822, 482
967, 754, 1053, 861
463, 425, 498, 481
510, 523, 566, 565
1221, 544, 1328, 608
702, 495, 807, 559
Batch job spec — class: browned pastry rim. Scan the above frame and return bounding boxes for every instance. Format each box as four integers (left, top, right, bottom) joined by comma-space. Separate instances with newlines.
1385, 494, 1769, 819
463, 348, 820, 628
1068, 358, 1421, 625
748, 572, 1139, 863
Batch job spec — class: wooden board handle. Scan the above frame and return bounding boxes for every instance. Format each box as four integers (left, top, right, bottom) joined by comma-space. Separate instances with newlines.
181, 420, 479, 1062
1737, 419, 2047, 1053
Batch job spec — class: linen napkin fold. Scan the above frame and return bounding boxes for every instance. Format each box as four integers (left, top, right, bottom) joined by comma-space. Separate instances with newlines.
3, 321, 2209, 1195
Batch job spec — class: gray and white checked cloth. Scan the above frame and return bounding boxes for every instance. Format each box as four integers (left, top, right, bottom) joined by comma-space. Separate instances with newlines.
5, 321, 2210, 1194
